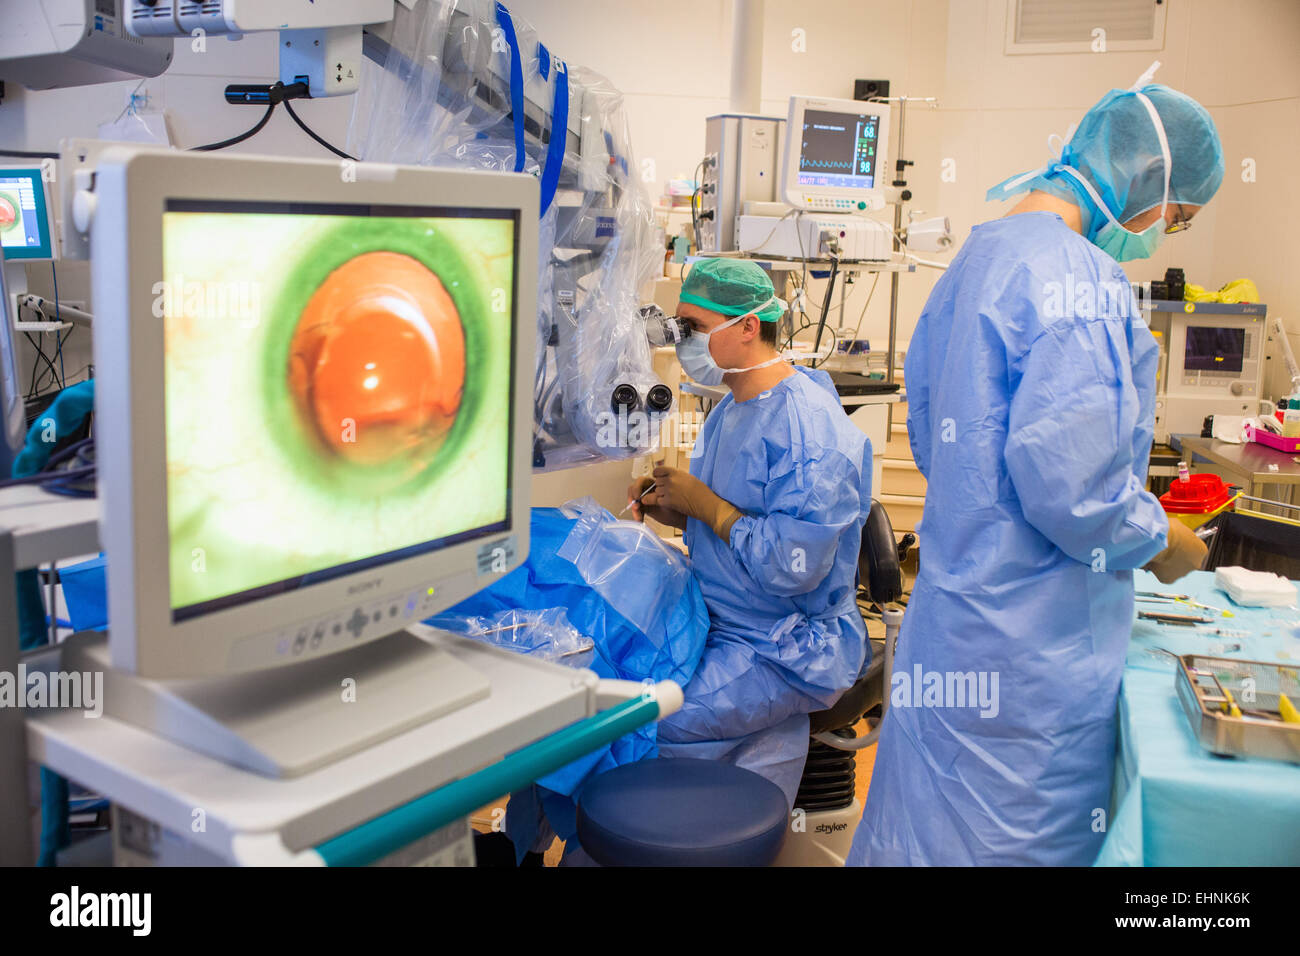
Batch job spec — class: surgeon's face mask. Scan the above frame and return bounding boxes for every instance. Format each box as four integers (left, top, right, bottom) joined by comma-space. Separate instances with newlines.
675, 296, 787, 386
1060, 92, 1173, 262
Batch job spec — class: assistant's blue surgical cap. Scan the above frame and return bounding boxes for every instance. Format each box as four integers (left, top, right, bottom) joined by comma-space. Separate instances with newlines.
989, 84, 1225, 242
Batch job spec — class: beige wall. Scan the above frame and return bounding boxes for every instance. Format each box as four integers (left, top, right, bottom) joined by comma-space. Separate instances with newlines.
504, 0, 1300, 396
2, 0, 1297, 432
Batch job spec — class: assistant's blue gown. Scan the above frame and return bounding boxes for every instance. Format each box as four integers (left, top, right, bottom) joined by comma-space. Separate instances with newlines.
848, 212, 1168, 866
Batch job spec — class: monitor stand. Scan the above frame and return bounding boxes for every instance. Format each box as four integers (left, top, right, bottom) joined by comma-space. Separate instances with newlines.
60, 628, 491, 778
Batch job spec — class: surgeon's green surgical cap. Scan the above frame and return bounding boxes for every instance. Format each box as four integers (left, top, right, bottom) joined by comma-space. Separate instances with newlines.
680, 258, 782, 322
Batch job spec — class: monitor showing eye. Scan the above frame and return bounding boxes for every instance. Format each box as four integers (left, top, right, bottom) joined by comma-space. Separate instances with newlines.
288, 251, 466, 469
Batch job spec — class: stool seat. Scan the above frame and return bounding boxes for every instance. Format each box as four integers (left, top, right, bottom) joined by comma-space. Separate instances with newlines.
576, 758, 788, 866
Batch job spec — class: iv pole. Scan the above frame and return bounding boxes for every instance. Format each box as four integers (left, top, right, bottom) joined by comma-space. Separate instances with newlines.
871, 94, 938, 434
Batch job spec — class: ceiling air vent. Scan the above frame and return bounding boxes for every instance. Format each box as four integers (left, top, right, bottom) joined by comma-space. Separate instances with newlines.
1005, 0, 1167, 55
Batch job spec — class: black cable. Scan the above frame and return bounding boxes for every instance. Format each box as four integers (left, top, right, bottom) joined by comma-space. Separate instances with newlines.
52, 261, 65, 386
190, 102, 277, 152
812, 325, 838, 369
690, 157, 706, 252
690, 183, 701, 249
27, 269, 71, 396
0, 465, 95, 494
0, 437, 96, 497
33, 338, 57, 395
23, 329, 63, 397
281, 99, 356, 161
812, 255, 840, 355
43, 436, 94, 471
24, 331, 58, 399
786, 270, 816, 352
190, 82, 352, 159
42, 327, 72, 394
0, 148, 58, 159
43, 482, 94, 499
26, 330, 42, 399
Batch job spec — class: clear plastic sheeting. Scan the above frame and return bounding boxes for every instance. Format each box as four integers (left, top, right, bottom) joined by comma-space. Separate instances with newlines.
422, 501, 708, 861
446, 607, 595, 666
348, 0, 670, 469
556, 496, 698, 653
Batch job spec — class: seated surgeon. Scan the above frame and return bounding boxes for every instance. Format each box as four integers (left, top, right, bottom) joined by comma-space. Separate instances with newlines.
628, 258, 872, 806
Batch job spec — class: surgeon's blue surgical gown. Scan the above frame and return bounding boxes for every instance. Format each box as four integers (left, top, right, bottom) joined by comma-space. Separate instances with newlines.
848, 212, 1169, 866
657, 366, 872, 806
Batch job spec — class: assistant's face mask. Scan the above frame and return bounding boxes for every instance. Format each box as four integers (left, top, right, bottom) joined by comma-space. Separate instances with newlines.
1061, 91, 1173, 262
675, 295, 787, 386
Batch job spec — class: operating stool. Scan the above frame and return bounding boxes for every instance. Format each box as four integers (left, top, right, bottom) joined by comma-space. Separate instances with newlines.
575, 758, 788, 866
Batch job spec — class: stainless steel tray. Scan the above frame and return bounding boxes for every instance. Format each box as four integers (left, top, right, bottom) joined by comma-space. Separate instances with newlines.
1174, 654, 1300, 764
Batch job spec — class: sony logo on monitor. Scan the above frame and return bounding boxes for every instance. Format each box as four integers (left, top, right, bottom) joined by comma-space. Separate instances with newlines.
348, 579, 383, 596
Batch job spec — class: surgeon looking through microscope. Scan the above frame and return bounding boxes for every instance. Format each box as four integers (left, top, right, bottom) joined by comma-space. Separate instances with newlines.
628, 258, 874, 807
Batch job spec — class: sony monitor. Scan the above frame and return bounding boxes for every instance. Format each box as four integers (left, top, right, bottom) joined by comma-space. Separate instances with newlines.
91, 148, 538, 681
781, 95, 892, 214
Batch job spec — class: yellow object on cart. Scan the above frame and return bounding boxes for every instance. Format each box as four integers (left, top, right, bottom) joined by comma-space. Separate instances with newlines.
1169, 492, 1239, 530
1184, 279, 1260, 304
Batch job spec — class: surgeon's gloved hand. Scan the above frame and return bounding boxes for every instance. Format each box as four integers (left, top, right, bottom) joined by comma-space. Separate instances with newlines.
1143, 515, 1208, 584
627, 475, 688, 530
651, 462, 742, 542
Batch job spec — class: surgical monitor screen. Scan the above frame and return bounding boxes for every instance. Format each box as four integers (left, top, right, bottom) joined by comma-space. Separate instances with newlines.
796, 109, 882, 190
0, 168, 53, 260
161, 200, 517, 620
1184, 325, 1245, 373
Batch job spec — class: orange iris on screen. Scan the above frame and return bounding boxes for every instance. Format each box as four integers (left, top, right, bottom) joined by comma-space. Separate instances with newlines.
288, 251, 466, 466
0, 197, 16, 229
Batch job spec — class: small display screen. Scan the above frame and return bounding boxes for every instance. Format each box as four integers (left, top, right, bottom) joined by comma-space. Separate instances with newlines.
0, 169, 53, 261
796, 109, 881, 190
162, 200, 517, 620
1184, 325, 1245, 373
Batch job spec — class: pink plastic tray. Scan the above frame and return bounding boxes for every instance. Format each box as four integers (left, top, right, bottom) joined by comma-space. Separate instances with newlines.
1245, 423, 1300, 453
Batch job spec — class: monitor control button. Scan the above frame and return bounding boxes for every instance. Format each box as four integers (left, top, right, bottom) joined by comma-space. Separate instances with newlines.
346, 609, 367, 638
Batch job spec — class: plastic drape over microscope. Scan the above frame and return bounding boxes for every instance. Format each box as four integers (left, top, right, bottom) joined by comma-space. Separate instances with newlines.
347, 0, 668, 469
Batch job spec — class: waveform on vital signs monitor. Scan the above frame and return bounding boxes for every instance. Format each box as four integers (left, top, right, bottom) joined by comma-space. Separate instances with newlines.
801, 159, 853, 170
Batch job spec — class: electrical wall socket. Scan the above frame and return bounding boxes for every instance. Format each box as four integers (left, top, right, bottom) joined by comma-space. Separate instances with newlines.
11, 295, 85, 330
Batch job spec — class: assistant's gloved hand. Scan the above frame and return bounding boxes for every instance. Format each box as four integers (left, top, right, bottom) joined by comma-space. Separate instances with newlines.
626, 475, 688, 530
1144, 514, 1208, 584
651, 462, 742, 542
